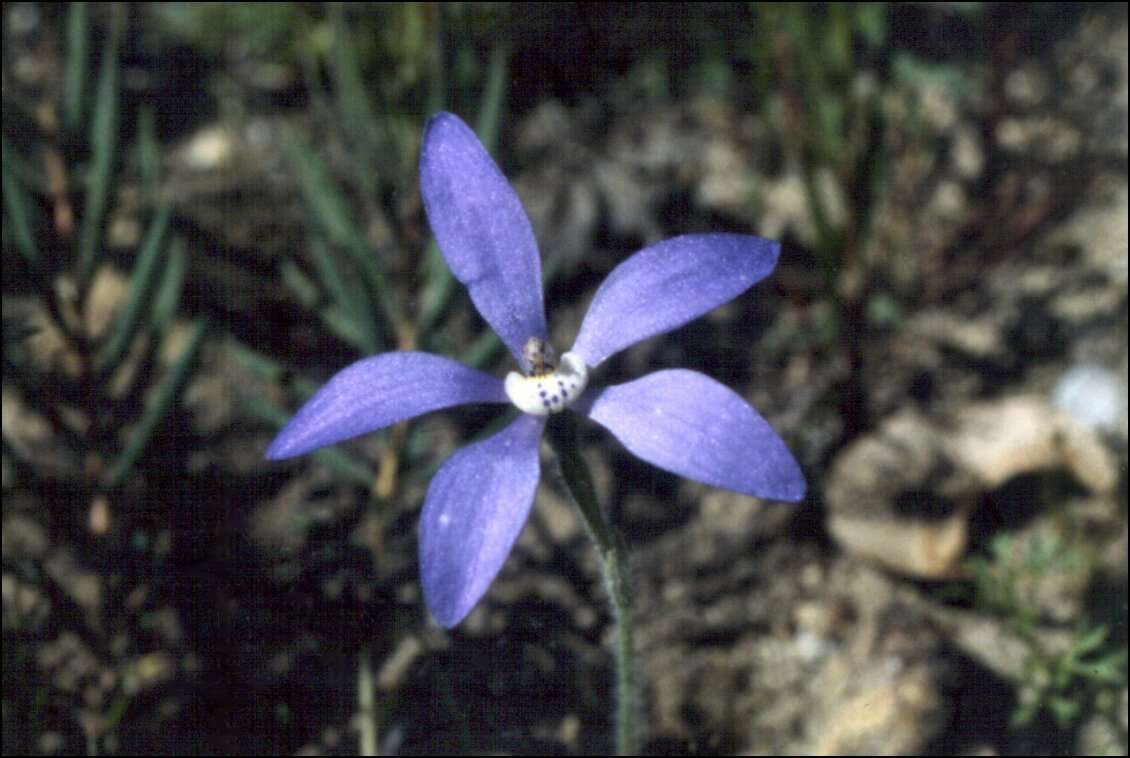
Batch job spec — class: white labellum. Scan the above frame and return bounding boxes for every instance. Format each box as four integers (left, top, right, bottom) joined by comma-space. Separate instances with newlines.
505, 351, 589, 416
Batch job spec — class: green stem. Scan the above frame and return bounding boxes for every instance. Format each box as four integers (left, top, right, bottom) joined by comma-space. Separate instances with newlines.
547, 414, 637, 755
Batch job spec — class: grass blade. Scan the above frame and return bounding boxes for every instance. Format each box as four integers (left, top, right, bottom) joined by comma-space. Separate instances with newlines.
416, 240, 456, 338
426, 3, 447, 116
284, 133, 360, 247
282, 250, 379, 354
284, 132, 396, 347
226, 339, 319, 397
151, 236, 186, 335
138, 105, 161, 206
63, 2, 89, 133
475, 44, 509, 154
460, 327, 506, 370
307, 234, 380, 353
2, 140, 39, 263
1070, 624, 1109, 656
77, 7, 123, 282
280, 258, 321, 308
327, 2, 381, 203
95, 204, 172, 373
320, 303, 376, 354
104, 318, 207, 489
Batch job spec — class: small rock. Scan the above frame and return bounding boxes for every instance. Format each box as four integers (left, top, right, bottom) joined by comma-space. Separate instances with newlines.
1054, 363, 1128, 437
826, 396, 1119, 579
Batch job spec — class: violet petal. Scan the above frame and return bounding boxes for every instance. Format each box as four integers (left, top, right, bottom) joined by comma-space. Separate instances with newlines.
581, 369, 805, 501
419, 414, 545, 627
266, 351, 506, 460
571, 234, 780, 367
420, 112, 547, 369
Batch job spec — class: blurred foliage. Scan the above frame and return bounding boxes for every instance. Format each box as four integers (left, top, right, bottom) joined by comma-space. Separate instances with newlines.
745, 3, 892, 296
3, 5, 205, 751
229, 3, 516, 492
148, 3, 509, 112
3, 3, 206, 494
735, 2, 901, 436
968, 532, 1128, 732
150, 3, 321, 63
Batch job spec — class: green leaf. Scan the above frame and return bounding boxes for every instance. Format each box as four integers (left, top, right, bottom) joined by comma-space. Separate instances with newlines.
319, 303, 374, 354
284, 133, 363, 248
63, 2, 89, 133
425, 3, 447, 116
1071, 624, 1109, 656
104, 318, 207, 488
284, 131, 396, 343
306, 234, 379, 353
313, 449, 378, 490
227, 339, 287, 380
226, 339, 319, 397
327, 2, 382, 203
475, 44, 509, 155
78, 7, 123, 282
1071, 648, 1127, 685
1047, 694, 1080, 728
826, 3, 853, 73
417, 239, 456, 339
151, 236, 187, 335
854, 3, 888, 49
138, 106, 161, 206
2, 139, 39, 263
95, 204, 172, 373
1009, 698, 1039, 728
460, 327, 505, 370
269, 254, 375, 352
1, 134, 43, 191
280, 258, 321, 308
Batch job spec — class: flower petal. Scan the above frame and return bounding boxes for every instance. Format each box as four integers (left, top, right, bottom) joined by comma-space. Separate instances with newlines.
420, 112, 547, 369
419, 414, 545, 627
581, 369, 805, 501
266, 352, 506, 460
571, 234, 780, 367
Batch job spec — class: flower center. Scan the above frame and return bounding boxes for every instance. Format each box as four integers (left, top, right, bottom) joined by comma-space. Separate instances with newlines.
505, 338, 589, 416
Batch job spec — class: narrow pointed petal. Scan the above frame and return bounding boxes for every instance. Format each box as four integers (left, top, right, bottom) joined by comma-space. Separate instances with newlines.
581, 369, 805, 501
266, 352, 506, 460
572, 234, 780, 367
419, 414, 545, 627
420, 112, 547, 369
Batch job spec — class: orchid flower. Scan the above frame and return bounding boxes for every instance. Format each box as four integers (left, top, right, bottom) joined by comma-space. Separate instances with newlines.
267, 112, 805, 628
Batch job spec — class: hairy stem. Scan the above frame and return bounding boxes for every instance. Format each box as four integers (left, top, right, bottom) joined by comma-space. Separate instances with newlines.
547, 414, 637, 755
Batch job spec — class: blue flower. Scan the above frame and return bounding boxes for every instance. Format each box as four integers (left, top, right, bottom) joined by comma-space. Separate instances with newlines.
267, 112, 805, 627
